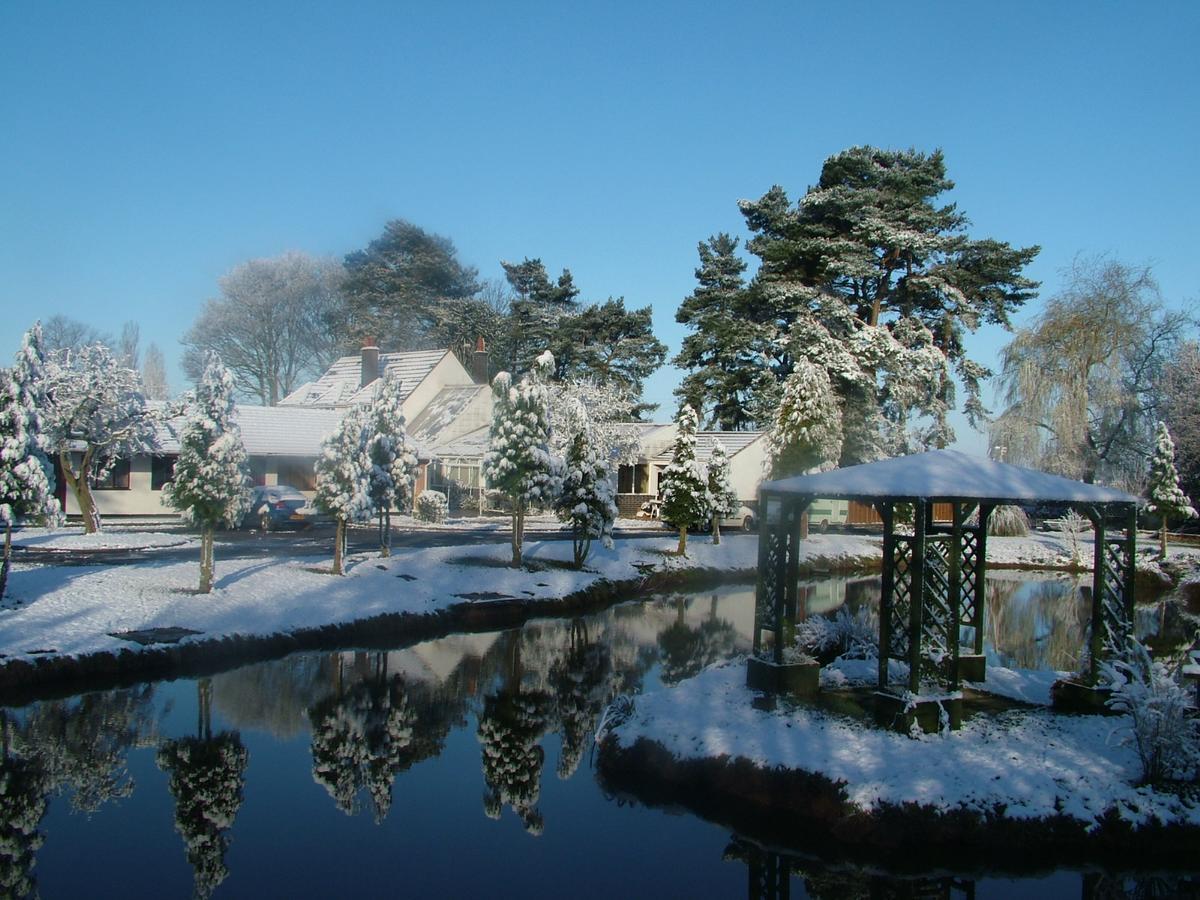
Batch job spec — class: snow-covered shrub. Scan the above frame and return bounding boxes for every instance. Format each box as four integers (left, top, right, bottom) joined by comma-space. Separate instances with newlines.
706, 440, 737, 545
1101, 636, 1200, 785
795, 606, 878, 661
414, 490, 448, 524
987, 504, 1030, 537
1054, 510, 1089, 567
1145, 421, 1196, 559
314, 405, 374, 575
365, 372, 418, 556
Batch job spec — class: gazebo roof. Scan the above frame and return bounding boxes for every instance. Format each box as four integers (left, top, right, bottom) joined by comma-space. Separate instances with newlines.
761, 449, 1139, 507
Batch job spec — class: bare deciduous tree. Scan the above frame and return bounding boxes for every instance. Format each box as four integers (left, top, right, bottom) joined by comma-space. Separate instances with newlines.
991, 257, 1193, 486
182, 251, 348, 406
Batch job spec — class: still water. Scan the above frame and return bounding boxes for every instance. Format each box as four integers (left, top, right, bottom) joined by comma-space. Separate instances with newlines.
1, 576, 1195, 898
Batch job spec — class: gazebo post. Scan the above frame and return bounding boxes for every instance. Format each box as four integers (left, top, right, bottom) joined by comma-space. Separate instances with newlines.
908, 501, 927, 695
877, 502, 895, 690
974, 504, 993, 659
1088, 506, 1107, 687
947, 503, 964, 691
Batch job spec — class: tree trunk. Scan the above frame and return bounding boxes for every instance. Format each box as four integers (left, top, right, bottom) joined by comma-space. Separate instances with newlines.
380, 508, 391, 558
573, 531, 590, 569
60, 448, 102, 534
677, 525, 687, 556
712, 514, 721, 545
511, 507, 524, 567
1160, 520, 1169, 560
333, 519, 345, 575
199, 524, 214, 593
0, 522, 11, 600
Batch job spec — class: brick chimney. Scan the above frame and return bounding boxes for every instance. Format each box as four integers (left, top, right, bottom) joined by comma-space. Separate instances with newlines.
472, 336, 489, 384
360, 338, 380, 388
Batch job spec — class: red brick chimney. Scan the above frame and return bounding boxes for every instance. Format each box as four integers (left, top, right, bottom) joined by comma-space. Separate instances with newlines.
361, 337, 380, 388
472, 336, 489, 384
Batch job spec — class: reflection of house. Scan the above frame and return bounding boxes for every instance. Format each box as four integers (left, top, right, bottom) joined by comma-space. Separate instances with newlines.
65, 338, 770, 520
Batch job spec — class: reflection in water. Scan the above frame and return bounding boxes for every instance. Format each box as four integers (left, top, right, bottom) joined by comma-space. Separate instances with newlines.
156, 679, 248, 900
0, 579, 1193, 896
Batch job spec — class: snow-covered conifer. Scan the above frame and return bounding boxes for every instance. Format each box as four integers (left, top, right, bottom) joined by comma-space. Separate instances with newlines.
765, 358, 843, 479
483, 351, 562, 567
547, 378, 641, 468
554, 400, 617, 568
1146, 421, 1196, 559
42, 343, 158, 533
365, 372, 418, 557
659, 404, 709, 555
314, 405, 374, 575
0, 324, 61, 598
706, 440, 737, 545
162, 352, 250, 593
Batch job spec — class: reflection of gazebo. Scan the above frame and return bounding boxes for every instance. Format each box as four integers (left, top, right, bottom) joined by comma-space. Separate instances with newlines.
751, 450, 1140, 727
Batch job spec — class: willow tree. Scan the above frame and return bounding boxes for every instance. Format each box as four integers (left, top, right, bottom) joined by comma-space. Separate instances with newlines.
991, 258, 1190, 485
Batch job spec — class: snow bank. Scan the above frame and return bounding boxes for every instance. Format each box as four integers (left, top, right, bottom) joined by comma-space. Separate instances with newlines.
607, 661, 1200, 830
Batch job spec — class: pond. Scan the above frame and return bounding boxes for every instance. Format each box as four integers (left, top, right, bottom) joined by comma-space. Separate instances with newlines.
1, 576, 1195, 898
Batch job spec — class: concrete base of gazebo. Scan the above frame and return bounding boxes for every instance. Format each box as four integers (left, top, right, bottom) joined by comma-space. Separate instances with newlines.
1050, 679, 1118, 714
874, 691, 963, 734
746, 656, 819, 697
957, 653, 986, 682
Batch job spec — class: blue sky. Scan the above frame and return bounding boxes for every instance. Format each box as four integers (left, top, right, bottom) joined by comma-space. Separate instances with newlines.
2, 1, 1196, 453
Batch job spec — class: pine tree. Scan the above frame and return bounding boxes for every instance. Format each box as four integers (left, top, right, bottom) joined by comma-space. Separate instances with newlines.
706, 440, 737, 545
162, 353, 251, 594
483, 352, 562, 567
1146, 421, 1196, 559
365, 372, 418, 557
659, 404, 709, 555
554, 400, 617, 568
0, 324, 60, 599
501, 258, 579, 377
314, 405, 375, 575
42, 343, 159, 533
674, 234, 761, 429
765, 358, 843, 479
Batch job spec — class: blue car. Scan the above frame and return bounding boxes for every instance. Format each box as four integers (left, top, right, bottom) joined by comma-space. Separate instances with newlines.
242, 485, 316, 531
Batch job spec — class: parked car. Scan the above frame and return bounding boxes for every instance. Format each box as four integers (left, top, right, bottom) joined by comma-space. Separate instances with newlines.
242, 485, 316, 531
645, 500, 758, 532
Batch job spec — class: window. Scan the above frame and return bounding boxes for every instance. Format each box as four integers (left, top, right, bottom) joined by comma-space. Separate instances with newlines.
151, 455, 177, 491
275, 456, 317, 491
92, 458, 131, 490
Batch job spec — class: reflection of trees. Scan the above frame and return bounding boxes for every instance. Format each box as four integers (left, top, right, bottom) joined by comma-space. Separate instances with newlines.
477, 637, 552, 835
156, 680, 249, 900
550, 620, 614, 779
986, 578, 1088, 671
1082, 872, 1200, 898
0, 713, 49, 900
307, 653, 453, 824
656, 595, 738, 686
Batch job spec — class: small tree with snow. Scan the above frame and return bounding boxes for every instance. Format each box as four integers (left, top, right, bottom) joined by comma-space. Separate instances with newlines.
659, 404, 709, 555
554, 400, 617, 568
483, 351, 562, 567
42, 343, 159, 533
162, 353, 251, 594
0, 324, 61, 599
314, 405, 374, 575
365, 372, 418, 557
1145, 421, 1196, 559
706, 440, 737, 545
765, 358, 843, 479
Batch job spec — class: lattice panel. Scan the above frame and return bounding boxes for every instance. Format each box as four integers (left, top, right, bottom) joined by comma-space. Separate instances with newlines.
754, 528, 786, 642
888, 536, 914, 660
921, 538, 954, 683
1100, 537, 1132, 658
959, 529, 981, 628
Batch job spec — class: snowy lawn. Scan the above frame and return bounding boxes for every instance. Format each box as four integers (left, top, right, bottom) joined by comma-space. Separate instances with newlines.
0, 532, 880, 667
11, 525, 195, 551
607, 661, 1200, 830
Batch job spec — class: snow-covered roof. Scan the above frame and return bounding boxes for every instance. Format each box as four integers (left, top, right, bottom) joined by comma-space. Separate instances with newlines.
158, 406, 344, 457
278, 349, 451, 407
650, 430, 765, 464
427, 424, 491, 459
408, 384, 488, 449
762, 449, 1139, 506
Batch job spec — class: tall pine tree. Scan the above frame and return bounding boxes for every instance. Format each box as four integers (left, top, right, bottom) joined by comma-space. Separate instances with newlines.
1146, 421, 1196, 559
706, 440, 737, 545
659, 404, 709, 555
314, 405, 375, 575
365, 372, 418, 557
553, 400, 617, 568
765, 358, 843, 479
162, 352, 251, 594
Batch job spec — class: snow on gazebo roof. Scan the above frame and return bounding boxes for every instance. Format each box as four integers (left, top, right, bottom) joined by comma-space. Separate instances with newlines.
762, 449, 1139, 507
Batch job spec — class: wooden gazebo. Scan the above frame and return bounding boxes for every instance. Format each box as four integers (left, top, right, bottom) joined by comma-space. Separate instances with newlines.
751, 450, 1140, 725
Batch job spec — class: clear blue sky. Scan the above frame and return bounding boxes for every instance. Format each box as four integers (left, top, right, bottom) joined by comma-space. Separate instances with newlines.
2, 1, 1197, 453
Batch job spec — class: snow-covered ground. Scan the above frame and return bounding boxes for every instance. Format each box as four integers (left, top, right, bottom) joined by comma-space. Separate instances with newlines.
0, 532, 879, 667
11, 526, 195, 551
606, 661, 1200, 830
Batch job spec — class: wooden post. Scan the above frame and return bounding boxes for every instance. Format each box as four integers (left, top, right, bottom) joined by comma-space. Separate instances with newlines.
975, 504, 993, 656
753, 492, 771, 658
1088, 507, 1105, 686
1123, 504, 1137, 621
948, 503, 964, 690
877, 503, 894, 691
909, 500, 927, 694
